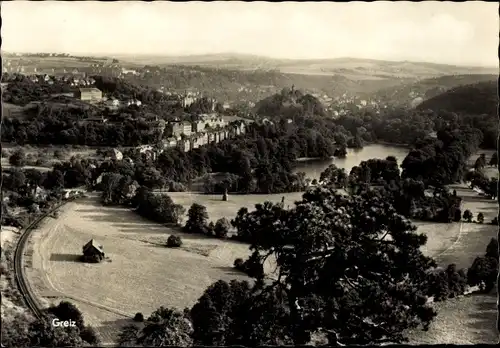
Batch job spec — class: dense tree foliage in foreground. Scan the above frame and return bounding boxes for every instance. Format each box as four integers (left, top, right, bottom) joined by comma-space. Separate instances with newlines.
121, 179, 498, 346
118, 307, 193, 347
1, 301, 100, 347
120, 185, 438, 346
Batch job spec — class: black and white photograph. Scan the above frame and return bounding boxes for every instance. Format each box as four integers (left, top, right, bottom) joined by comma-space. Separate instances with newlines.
1, 1, 498, 346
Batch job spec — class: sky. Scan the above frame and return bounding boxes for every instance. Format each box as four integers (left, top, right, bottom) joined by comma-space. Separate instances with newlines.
2, 1, 498, 67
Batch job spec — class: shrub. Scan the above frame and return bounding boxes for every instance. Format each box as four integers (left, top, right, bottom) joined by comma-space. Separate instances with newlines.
491, 217, 498, 225
80, 326, 101, 345
206, 221, 215, 236
241, 252, 265, 279
214, 218, 230, 239
133, 312, 144, 322
426, 269, 450, 301
233, 258, 245, 270
167, 235, 182, 248
169, 181, 188, 192
35, 158, 50, 167
476, 212, 484, 224
463, 209, 473, 222
47, 301, 85, 329
425, 264, 467, 301
9, 149, 26, 167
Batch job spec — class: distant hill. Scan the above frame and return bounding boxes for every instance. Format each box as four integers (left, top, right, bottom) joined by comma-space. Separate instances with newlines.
5, 54, 497, 105
371, 74, 497, 108
117, 53, 497, 79
416, 80, 497, 116
120, 65, 410, 103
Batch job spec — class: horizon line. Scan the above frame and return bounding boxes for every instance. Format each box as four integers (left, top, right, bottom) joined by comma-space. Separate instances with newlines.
3, 50, 498, 69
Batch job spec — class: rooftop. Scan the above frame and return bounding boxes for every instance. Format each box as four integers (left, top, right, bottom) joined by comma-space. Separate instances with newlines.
79, 87, 102, 93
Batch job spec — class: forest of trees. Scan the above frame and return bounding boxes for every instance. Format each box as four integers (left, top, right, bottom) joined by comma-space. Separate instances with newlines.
417, 80, 498, 117
373, 74, 496, 108
2, 74, 74, 106
401, 127, 483, 186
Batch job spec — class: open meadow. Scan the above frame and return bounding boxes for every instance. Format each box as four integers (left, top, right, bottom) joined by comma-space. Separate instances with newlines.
407, 183, 498, 344
26, 194, 277, 344
167, 191, 305, 223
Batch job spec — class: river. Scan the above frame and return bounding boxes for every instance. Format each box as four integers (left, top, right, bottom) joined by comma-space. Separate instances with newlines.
294, 144, 410, 181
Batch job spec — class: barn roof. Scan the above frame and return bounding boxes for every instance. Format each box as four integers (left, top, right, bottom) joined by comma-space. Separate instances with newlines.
79, 87, 102, 93
83, 239, 104, 254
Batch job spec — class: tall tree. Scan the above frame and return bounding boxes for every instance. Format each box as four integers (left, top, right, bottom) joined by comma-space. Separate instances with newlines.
474, 153, 487, 171
228, 186, 437, 345
489, 152, 498, 167
9, 149, 27, 167
119, 307, 193, 347
184, 203, 209, 234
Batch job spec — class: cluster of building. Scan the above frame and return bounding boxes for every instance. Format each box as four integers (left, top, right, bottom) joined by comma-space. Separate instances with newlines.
136, 115, 247, 157
327, 94, 385, 117
20, 73, 96, 87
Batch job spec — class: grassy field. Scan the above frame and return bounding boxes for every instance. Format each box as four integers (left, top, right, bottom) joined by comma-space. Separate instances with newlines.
26, 194, 274, 344
407, 183, 498, 344
168, 191, 305, 224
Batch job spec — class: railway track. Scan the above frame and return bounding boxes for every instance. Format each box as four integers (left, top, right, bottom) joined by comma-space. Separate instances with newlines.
13, 199, 75, 320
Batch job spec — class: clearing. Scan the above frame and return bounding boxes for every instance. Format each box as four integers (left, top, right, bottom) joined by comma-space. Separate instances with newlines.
167, 191, 305, 223
407, 183, 498, 344
26, 194, 274, 344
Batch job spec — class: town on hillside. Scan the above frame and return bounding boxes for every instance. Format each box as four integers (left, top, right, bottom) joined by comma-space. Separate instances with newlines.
1, 2, 499, 348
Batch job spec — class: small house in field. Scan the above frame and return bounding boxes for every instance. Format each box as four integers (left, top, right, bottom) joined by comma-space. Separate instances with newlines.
82, 239, 105, 263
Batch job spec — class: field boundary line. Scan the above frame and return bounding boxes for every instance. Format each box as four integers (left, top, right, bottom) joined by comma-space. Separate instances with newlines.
61, 295, 132, 318
434, 221, 464, 259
